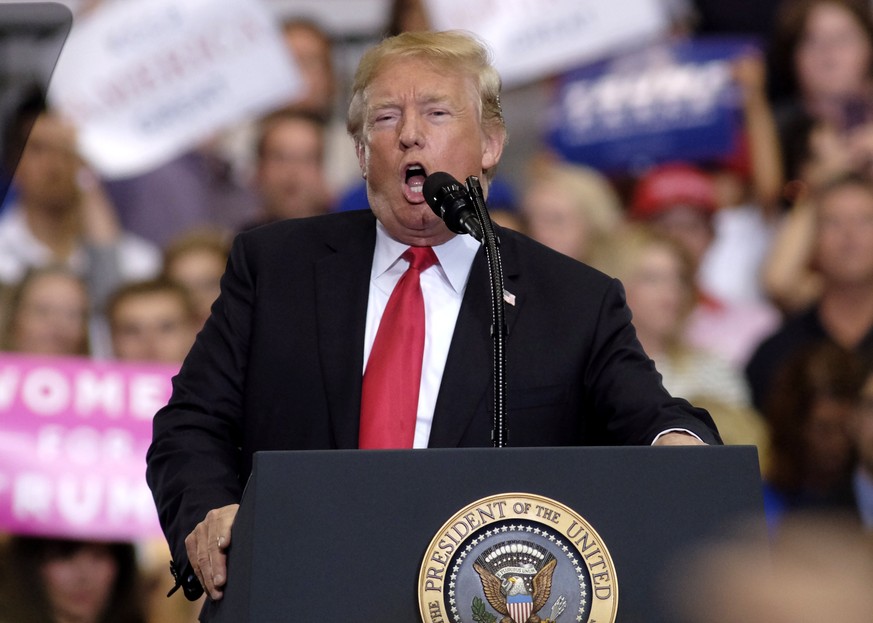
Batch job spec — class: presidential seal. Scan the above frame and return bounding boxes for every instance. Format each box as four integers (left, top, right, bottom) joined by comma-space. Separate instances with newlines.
419, 493, 618, 623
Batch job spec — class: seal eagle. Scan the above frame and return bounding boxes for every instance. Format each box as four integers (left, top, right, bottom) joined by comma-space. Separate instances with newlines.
473, 558, 558, 623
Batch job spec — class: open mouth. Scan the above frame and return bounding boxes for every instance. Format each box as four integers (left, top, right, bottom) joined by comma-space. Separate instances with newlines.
405, 164, 427, 194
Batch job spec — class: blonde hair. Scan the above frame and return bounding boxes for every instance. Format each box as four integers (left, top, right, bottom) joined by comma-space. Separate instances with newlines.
162, 228, 231, 274
596, 224, 698, 321
347, 30, 505, 177
524, 159, 623, 261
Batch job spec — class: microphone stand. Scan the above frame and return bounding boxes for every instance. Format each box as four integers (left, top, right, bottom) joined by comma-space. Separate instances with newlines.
465, 176, 507, 448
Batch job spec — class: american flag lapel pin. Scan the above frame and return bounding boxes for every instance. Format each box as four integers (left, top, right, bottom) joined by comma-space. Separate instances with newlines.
503, 289, 516, 306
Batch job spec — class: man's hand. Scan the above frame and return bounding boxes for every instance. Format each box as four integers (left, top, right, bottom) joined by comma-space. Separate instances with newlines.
185, 504, 239, 600
653, 431, 706, 446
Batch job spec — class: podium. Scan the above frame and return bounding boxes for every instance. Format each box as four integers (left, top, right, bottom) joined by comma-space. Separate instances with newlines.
209, 446, 765, 623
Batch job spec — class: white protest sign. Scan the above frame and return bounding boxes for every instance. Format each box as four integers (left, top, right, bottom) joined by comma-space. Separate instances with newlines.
49, 0, 304, 178
424, 0, 670, 87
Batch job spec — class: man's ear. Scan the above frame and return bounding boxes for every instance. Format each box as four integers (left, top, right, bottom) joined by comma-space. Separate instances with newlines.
355, 140, 367, 179
480, 125, 506, 173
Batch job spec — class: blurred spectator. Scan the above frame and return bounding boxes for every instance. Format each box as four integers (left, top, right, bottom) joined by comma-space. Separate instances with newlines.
761, 342, 866, 530
746, 172, 873, 410
385, 0, 432, 36
106, 280, 197, 365
597, 224, 766, 453
0, 535, 147, 623
763, 122, 847, 312
852, 367, 873, 529
0, 111, 160, 309
771, 0, 873, 129
244, 109, 331, 229
161, 230, 230, 331
763, 113, 873, 312
670, 513, 873, 622
630, 162, 721, 266
218, 15, 357, 211
520, 159, 623, 267
630, 162, 779, 368
281, 18, 336, 121
771, 0, 873, 191
697, 52, 784, 306
0, 265, 89, 356
281, 16, 360, 202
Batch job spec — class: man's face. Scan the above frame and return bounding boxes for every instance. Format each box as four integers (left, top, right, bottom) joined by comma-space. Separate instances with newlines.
256, 117, 327, 220
284, 25, 334, 117
14, 114, 81, 211
815, 183, 873, 286
357, 57, 504, 246
110, 292, 196, 364
164, 248, 226, 329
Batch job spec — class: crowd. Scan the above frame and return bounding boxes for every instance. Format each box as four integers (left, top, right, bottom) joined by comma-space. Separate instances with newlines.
1, 0, 873, 621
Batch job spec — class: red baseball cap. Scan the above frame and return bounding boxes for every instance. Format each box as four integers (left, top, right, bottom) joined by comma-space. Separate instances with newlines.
630, 162, 717, 219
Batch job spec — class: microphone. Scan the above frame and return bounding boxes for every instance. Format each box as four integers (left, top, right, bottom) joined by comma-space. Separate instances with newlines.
423, 172, 483, 241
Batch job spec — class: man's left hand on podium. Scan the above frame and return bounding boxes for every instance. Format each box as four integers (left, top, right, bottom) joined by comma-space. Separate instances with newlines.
184, 503, 240, 601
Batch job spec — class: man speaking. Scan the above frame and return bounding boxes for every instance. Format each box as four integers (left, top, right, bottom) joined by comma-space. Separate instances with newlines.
146, 30, 720, 613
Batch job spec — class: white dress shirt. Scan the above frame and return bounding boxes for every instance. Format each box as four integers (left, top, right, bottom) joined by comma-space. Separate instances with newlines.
364, 223, 480, 448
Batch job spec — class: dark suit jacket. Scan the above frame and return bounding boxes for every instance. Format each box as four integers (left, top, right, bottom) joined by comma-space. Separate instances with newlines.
146, 210, 720, 600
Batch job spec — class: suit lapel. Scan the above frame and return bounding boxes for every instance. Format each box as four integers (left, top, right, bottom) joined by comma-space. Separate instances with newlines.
315, 214, 376, 449
429, 229, 523, 447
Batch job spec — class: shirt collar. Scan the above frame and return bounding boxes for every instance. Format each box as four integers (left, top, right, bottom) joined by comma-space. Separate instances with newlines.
373, 221, 480, 294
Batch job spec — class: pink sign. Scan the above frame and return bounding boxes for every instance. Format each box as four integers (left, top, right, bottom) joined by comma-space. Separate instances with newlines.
0, 353, 176, 541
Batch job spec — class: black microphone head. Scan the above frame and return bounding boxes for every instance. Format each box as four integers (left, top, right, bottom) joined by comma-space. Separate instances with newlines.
423, 171, 484, 240
423, 171, 464, 218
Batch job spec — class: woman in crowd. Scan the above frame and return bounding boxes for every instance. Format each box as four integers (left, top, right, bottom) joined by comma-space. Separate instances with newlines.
0, 536, 147, 623
771, 0, 873, 134
596, 224, 767, 453
0, 265, 89, 356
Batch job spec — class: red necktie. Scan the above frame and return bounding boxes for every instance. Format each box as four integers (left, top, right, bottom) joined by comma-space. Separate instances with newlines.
359, 246, 438, 449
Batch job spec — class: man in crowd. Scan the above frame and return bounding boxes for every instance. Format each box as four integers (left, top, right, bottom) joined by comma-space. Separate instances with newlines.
746, 172, 873, 410
245, 108, 331, 228
107, 279, 199, 365
146, 31, 719, 613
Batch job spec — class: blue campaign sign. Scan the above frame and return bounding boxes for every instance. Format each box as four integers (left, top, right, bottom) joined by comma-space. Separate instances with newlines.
546, 37, 759, 173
